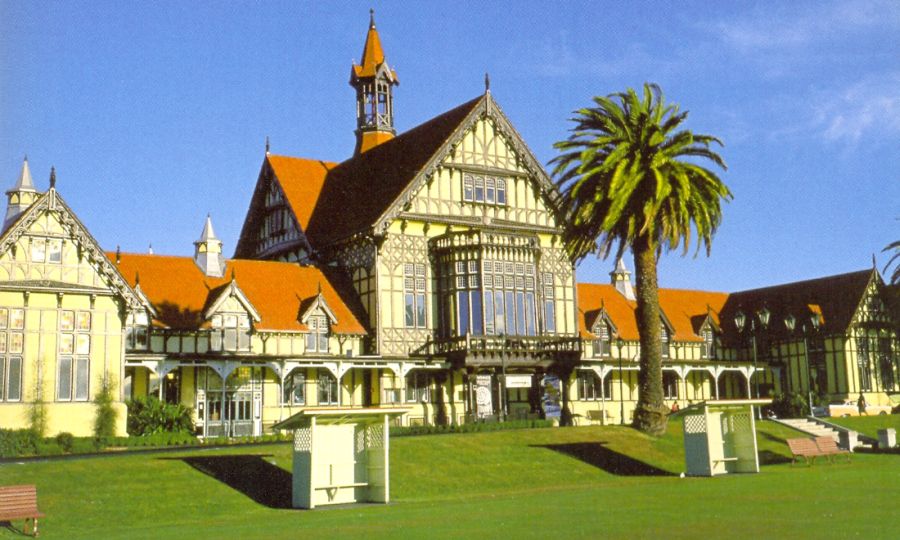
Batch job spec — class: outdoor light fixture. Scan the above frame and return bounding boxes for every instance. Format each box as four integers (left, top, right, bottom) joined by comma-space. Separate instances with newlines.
785, 313, 796, 332
757, 307, 770, 328
734, 310, 746, 332
810, 313, 821, 331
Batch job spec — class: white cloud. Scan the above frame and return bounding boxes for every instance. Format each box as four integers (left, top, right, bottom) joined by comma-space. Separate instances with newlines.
814, 73, 900, 144
714, 0, 899, 53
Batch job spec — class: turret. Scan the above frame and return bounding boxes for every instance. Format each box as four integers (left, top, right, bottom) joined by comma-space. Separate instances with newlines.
350, 9, 399, 155
610, 257, 636, 301
193, 214, 226, 277
4, 157, 39, 230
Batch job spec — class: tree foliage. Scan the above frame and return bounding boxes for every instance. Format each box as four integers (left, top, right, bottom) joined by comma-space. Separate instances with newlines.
551, 83, 731, 263
552, 84, 731, 435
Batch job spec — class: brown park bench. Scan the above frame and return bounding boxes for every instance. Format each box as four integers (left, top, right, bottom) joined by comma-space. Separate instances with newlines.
814, 436, 851, 463
786, 437, 826, 466
0, 484, 44, 537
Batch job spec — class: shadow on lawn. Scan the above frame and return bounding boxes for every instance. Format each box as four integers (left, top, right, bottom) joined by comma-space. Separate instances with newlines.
161, 454, 292, 509
536, 442, 674, 476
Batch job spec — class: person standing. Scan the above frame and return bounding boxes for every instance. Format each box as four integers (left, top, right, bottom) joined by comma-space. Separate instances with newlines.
857, 393, 868, 416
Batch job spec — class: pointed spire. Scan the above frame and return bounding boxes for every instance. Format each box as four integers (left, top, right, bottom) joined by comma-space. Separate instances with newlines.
610, 257, 636, 301
15, 156, 35, 191
194, 214, 225, 277
351, 9, 399, 155
148, 243, 153, 255
3, 157, 40, 231
49, 166, 56, 189
265, 136, 270, 155
485, 72, 491, 93
199, 213, 218, 242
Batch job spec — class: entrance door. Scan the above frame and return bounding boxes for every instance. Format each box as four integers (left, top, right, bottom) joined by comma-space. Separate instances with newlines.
195, 366, 263, 438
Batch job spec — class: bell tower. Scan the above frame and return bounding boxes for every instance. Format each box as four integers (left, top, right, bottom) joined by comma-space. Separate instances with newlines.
350, 9, 399, 155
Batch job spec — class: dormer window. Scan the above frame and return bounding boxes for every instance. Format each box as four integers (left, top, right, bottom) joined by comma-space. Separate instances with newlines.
210, 314, 251, 352
660, 323, 670, 359
700, 327, 716, 359
592, 321, 611, 357
125, 311, 149, 351
306, 315, 329, 353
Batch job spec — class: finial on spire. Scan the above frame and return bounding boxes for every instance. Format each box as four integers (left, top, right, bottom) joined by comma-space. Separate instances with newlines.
872, 253, 877, 269
115, 245, 121, 264
135, 271, 140, 285
485, 72, 490, 93
317, 281, 323, 295
369, 8, 375, 28
231, 267, 236, 282
49, 167, 56, 189
148, 243, 153, 255
265, 136, 270, 154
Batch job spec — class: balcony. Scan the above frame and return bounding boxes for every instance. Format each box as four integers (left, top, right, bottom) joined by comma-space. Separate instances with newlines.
412, 334, 582, 368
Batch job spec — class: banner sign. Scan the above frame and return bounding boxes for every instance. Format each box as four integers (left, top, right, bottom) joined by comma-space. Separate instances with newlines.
503, 374, 532, 389
475, 375, 493, 418
541, 375, 562, 418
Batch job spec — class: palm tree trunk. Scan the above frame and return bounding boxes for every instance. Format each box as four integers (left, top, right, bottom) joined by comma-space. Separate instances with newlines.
632, 237, 669, 436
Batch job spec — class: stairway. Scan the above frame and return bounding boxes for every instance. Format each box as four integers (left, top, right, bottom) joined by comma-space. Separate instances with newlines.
775, 417, 877, 449
777, 418, 840, 441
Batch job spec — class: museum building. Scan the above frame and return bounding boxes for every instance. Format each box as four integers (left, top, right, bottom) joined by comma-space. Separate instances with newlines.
1, 14, 897, 437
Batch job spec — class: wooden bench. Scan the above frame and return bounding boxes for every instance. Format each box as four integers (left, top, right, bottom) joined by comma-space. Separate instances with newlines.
814, 436, 851, 463
786, 437, 826, 466
0, 484, 44, 537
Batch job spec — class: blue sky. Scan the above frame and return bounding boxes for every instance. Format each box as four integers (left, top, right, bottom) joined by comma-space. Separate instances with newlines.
1, 1, 897, 292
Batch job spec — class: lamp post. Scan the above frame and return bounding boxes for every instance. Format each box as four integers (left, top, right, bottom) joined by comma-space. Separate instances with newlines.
735, 307, 769, 419
616, 337, 625, 425
785, 313, 820, 415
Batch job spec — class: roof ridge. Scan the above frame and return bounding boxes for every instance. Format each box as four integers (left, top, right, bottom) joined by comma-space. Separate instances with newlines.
732, 268, 872, 295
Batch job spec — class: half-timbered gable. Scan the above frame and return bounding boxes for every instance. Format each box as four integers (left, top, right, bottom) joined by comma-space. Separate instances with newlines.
0, 166, 142, 436
234, 156, 337, 262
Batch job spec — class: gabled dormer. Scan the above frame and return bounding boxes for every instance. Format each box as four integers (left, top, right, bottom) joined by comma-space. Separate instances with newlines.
659, 311, 675, 359
299, 286, 339, 355
588, 307, 618, 358
697, 312, 720, 359
204, 277, 260, 353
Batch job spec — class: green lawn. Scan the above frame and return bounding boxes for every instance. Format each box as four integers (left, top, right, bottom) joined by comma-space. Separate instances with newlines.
1, 420, 898, 539
825, 415, 900, 439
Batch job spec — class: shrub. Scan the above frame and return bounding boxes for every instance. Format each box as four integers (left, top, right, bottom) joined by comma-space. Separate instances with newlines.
94, 378, 118, 444
126, 396, 193, 436
0, 428, 39, 458
770, 392, 809, 419
55, 432, 75, 452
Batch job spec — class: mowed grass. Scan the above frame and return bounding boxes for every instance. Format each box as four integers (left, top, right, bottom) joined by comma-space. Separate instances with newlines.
1, 419, 898, 539
825, 414, 900, 439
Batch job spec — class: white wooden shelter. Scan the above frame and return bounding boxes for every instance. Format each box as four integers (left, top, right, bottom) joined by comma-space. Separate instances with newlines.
682, 399, 770, 477
273, 407, 409, 509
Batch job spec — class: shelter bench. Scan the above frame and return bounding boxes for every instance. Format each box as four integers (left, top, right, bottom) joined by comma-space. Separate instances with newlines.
0, 484, 44, 537
787, 437, 827, 466
814, 436, 851, 463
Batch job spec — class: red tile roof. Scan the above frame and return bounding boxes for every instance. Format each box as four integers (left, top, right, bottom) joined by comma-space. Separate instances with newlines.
266, 156, 338, 232
108, 253, 366, 334
305, 95, 483, 246
577, 283, 728, 342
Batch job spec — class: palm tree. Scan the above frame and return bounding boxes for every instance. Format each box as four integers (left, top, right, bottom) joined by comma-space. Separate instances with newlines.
884, 238, 900, 285
551, 83, 732, 435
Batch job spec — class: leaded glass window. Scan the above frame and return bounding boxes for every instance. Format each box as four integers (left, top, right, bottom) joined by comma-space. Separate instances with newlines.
404, 263, 427, 328
58, 309, 90, 401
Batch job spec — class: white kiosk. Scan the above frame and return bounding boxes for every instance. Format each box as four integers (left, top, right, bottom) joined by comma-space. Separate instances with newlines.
682, 399, 770, 477
273, 407, 409, 509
